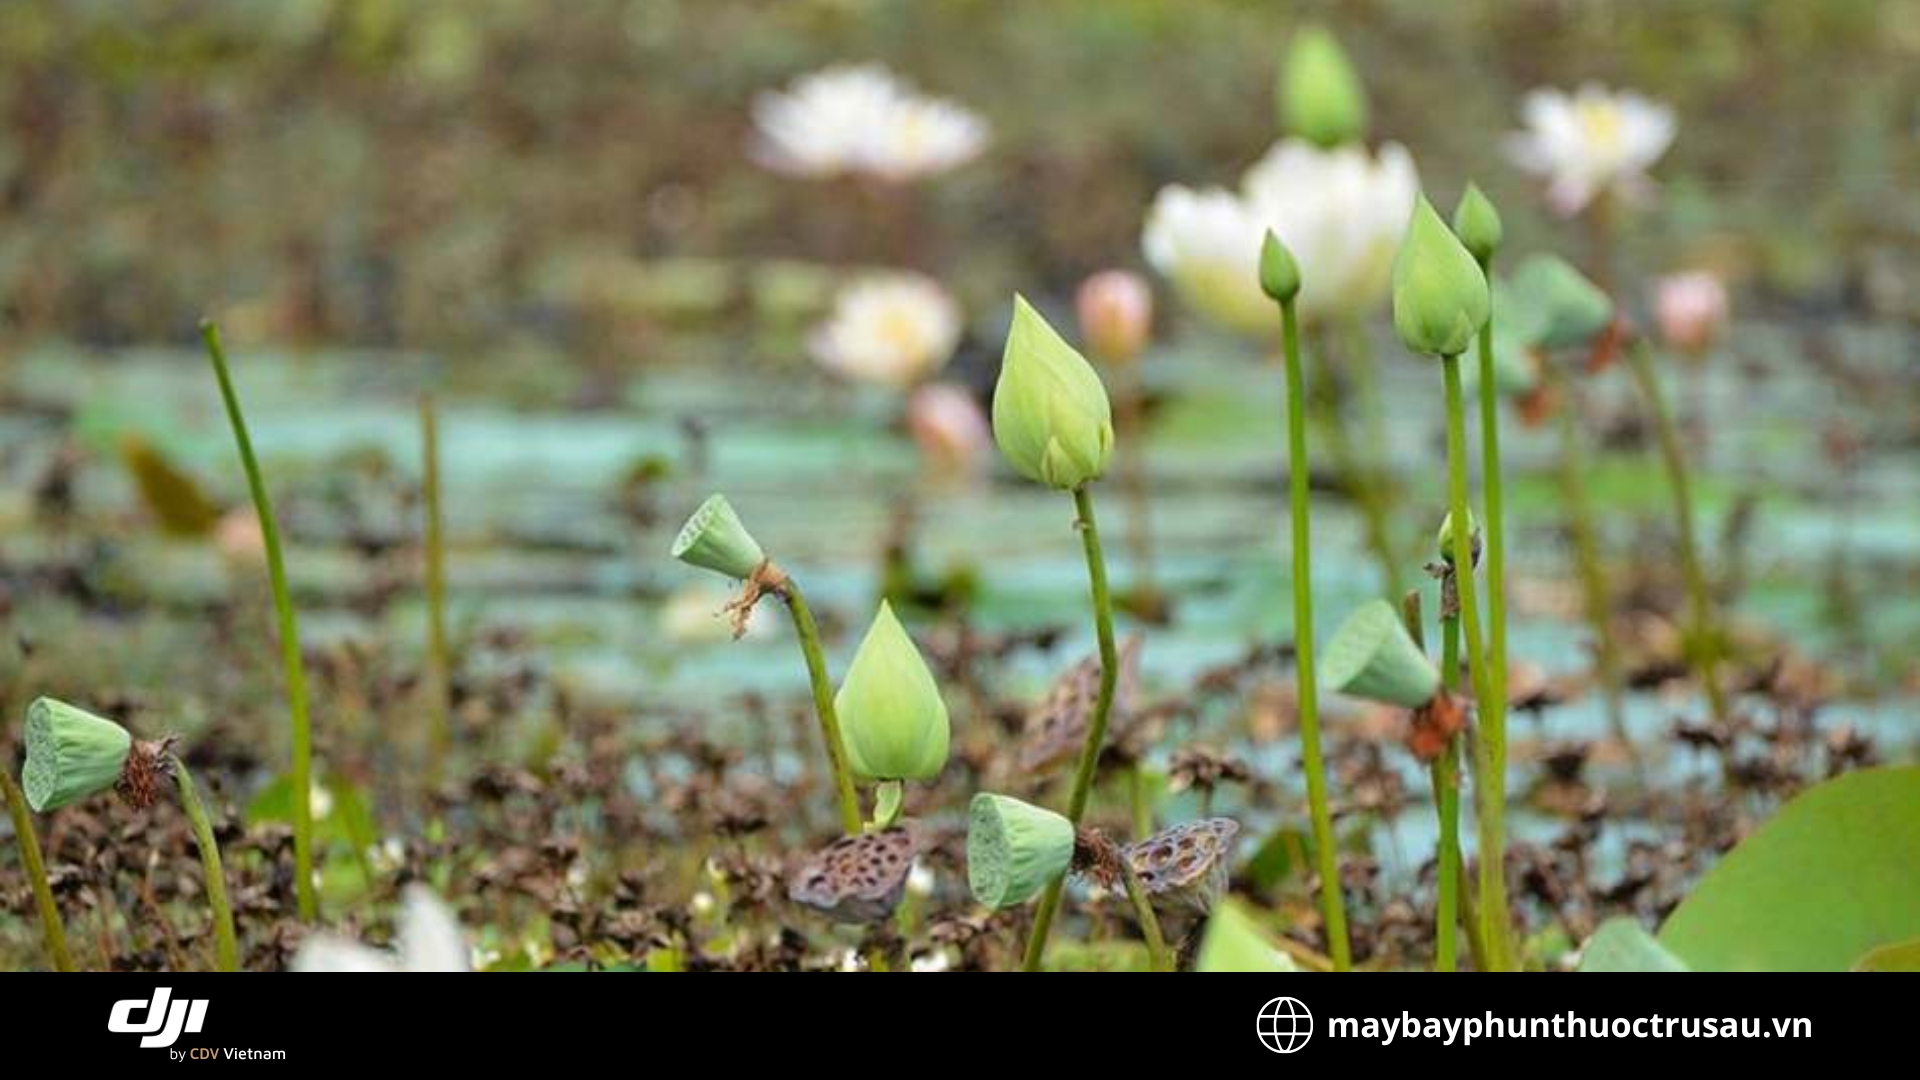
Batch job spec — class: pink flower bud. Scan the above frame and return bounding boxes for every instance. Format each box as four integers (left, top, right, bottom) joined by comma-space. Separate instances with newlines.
1075, 270, 1153, 363
907, 383, 991, 473
1654, 271, 1729, 357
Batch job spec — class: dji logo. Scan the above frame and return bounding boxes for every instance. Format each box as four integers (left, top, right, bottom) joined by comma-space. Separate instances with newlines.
108, 988, 208, 1049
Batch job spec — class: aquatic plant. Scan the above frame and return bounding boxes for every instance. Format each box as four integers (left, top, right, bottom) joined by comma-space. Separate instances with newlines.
292, 886, 469, 972
835, 601, 950, 826
751, 64, 987, 182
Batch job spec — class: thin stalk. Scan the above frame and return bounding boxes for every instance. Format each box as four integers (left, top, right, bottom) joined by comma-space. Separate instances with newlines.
200, 319, 316, 922
1625, 341, 1729, 724
1550, 369, 1632, 752
420, 394, 452, 775
1443, 354, 1512, 971
1287, 302, 1351, 970
779, 581, 863, 836
1021, 485, 1119, 972
1436, 595, 1464, 972
172, 758, 239, 972
1119, 863, 1172, 972
1, 769, 74, 971
1471, 257, 1510, 787
1127, 763, 1152, 841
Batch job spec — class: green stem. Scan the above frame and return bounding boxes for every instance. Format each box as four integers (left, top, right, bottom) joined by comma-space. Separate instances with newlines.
1435, 601, 1463, 972
420, 393, 452, 776
779, 581, 863, 837
1119, 863, 1172, 972
1625, 342, 1729, 724
1128, 763, 1152, 841
1551, 370, 1632, 751
1471, 263, 1509, 788
172, 758, 239, 972
1443, 354, 1511, 971
1288, 302, 1351, 971
1021, 485, 1119, 972
200, 319, 316, 923
871, 780, 904, 830
1, 769, 74, 971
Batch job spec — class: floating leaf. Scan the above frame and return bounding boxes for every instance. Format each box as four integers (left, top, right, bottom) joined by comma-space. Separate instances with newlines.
1658, 767, 1920, 971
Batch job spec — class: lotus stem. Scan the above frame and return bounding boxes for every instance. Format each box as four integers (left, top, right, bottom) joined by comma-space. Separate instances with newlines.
1, 768, 74, 971
779, 581, 864, 837
200, 319, 316, 922
420, 393, 452, 776
172, 758, 239, 972
1119, 862, 1172, 972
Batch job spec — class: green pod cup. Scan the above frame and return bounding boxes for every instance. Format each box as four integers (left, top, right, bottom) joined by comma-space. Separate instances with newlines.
967, 793, 1074, 909
1320, 600, 1441, 710
22, 697, 133, 812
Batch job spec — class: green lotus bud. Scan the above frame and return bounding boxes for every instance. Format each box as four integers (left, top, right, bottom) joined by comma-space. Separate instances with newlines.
22, 697, 133, 812
1451, 183, 1504, 265
1279, 25, 1368, 149
835, 601, 949, 782
991, 295, 1115, 491
670, 494, 766, 580
1320, 600, 1440, 710
1507, 254, 1613, 351
1258, 230, 1301, 305
966, 793, 1074, 909
1437, 509, 1482, 568
1392, 196, 1490, 358
1195, 898, 1300, 972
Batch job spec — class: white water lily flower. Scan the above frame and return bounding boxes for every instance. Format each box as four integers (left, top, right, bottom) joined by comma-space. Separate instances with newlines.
292, 886, 470, 972
752, 64, 987, 182
810, 273, 962, 387
1505, 83, 1677, 217
1143, 140, 1418, 334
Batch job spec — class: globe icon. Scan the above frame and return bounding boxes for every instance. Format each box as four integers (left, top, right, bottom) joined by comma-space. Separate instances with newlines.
1256, 996, 1313, 1053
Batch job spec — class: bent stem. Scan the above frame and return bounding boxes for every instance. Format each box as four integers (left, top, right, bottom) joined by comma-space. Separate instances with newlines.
201, 319, 316, 923
420, 394, 452, 777
779, 581, 863, 836
1625, 341, 1729, 724
1, 769, 74, 971
1021, 485, 1119, 972
1119, 863, 1172, 972
1288, 303, 1351, 970
172, 758, 239, 972
1442, 354, 1512, 971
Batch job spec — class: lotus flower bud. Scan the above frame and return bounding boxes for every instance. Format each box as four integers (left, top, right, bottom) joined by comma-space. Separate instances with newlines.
1258, 230, 1301, 305
670, 494, 766, 580
1451, 182, 1504, 265
835, 601, 949, 782
1075, 270, 1153, 364
966, 793, 1073, 909
1279, 25, 1368, 150
22, 697, 133, 812
1195, 899, 1299, 972
1508, 255, 1612, 350
1320, 600, 1441, 710
907, 383, 992, 473
991, 296, 1115, 491
1654, 271, 1729, 357
1437, 509, 1482, 569
1392, 196, 1490, 357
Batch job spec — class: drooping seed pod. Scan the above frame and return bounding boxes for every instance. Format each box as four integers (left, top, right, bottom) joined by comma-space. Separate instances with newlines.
670, 494, 766, 581
1320, 601, 1441, 710
967, 793, 1074, 909
22, 697, 134, 813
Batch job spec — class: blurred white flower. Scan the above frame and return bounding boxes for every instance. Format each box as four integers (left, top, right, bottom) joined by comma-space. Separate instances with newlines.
810, 273, 962, 387
906, 861, 937, 897
907, 383, 991, 473
752, 64, 987, 182
1505, 84, 1676, 217
1653, 270, 1730, 357
1143, 140, 1418, 334
910, 949, 953, 973
292, 886, 470, 972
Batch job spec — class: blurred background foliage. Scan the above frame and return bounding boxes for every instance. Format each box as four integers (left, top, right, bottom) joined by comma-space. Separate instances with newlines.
0, 0, 1913, 359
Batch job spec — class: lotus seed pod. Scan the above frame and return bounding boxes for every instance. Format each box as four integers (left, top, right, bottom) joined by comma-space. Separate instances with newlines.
1508, 255, 1612, 351
670, 494, 766, 580
1195, 899, 1300, 972
835, 602, 950, 782
22, 697, 133, 812
1437, 509, 1483, 568
1320, 600, 1441, 710
1279, 25, 1368, 150
966, 793, 1073, 909
1258, 230, 1301, 305
991, 296, 1115, 491
1451, 182, 1504, 265
1392, 196, 1490, 358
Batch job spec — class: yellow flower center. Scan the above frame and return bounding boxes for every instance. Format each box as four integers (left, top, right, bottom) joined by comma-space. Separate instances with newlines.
1576, 100, 1624, 152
